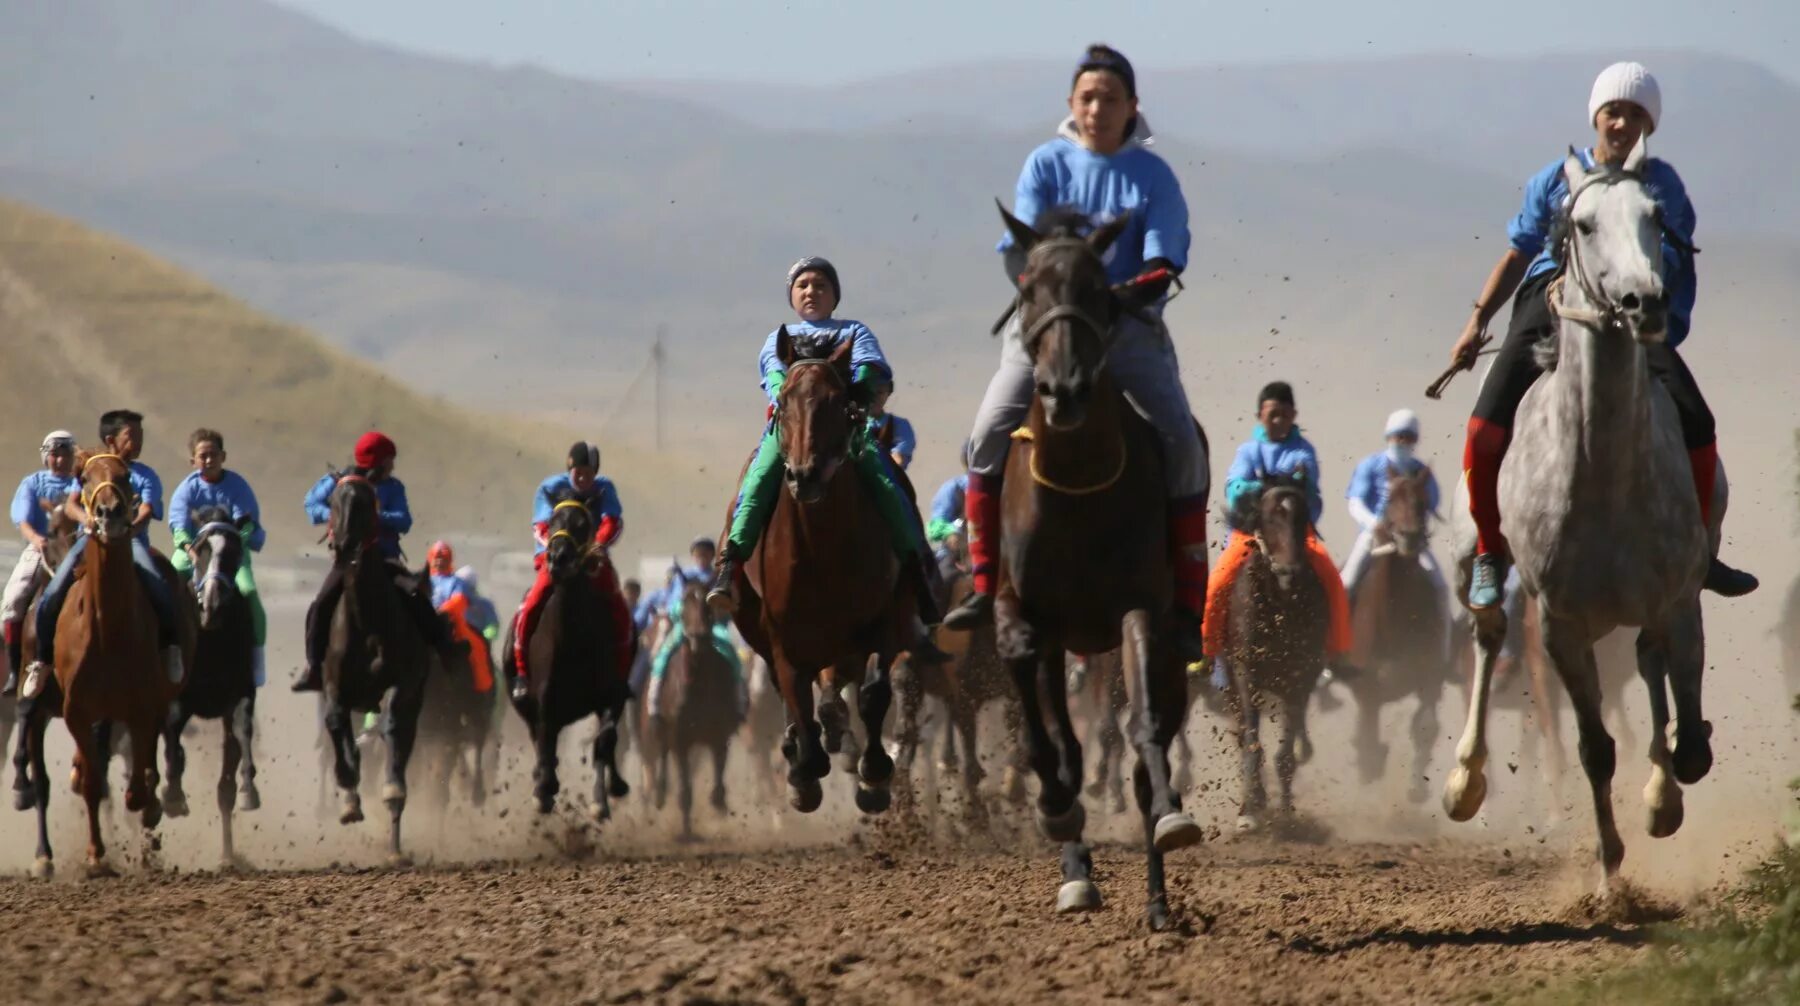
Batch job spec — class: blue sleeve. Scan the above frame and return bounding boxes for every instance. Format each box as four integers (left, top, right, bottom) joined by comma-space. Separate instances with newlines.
1223, 442, 1261, 511
999, 147, 1057, 252
136, 467, 165, 521
303, 474, 334, 526
10, 476, 34, 528
380, 481, 413, 536
596, 480, 624, 520
1649, 162, 1698, 344
759, 328, 784, 403
929, 478, 963, 525
1345, 456, 1378, 509
890, 417, 916, 467
1142, 160, 1191, 271
847, 323, 892, 387
167, 478, 193, 537
1296, 442, 1324, 525
233, 475, 266, 552
1507, 159, 1560, 258
531, 477, 557, 525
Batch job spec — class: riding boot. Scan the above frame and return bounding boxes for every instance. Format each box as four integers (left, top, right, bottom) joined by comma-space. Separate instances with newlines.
292, 596, 327, 692
1170, 495, 1210, 666
943, 473, 1000, 630
706, 546, 743, 614
2, 620, 20, 698
1703, 557, 1758, 598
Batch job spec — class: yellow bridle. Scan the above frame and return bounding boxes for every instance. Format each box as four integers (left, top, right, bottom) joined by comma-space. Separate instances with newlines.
78, 453, 131, 513
547, 499, 596, 551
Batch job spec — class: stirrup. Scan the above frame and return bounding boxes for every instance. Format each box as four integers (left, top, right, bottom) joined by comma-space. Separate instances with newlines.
705, 560, 740, 614
942, 591, 993, 631
20, 661, 49, 700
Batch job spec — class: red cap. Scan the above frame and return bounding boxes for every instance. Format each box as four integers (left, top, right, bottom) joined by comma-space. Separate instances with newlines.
354, 431, 397, 468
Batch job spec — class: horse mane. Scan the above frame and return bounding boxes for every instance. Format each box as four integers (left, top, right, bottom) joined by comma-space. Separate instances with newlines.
191, 504, 233, 527
789, 330, 839, 362
1031, 206, 1095, 241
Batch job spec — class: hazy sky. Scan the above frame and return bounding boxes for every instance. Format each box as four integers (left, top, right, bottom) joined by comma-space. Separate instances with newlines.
276, 0, 1798, 83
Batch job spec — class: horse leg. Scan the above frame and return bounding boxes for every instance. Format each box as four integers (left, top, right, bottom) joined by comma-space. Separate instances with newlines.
1523, 611, 1569, 819
323, 702, 363, 825
1275, 690, 1305, 817
1634, 629, 1683, 839
161, 700, 192, 819
598, 695, 630, 801
382, 681, 423, 866
1443, 605, 1508, 821
772, 653, 827, 813
854, 649, 896, 816
26, 704, 52, 878
1352, 684, 1388, 785
676, 731, 695, 840
591, 714, 621, 824
710, 737, 729, 815
128, 713, 163, 831
218, 717, 242, 868
1662, 602, 1711, 786
952, 696, 987, 827
532, 717, 561, 815
67, 713, 112, 877
891, 660, 922, 815
1407, 673, 1441, 806
1122, 610, 1201, 855
1543, 618, 1624, 892
234, 696, 261, 812
11, 695, 35, 811
652, 719, 670, 811
1232, 660, 1269, 831
1055, 840, 1102, 915
1000, 694, 1029, 807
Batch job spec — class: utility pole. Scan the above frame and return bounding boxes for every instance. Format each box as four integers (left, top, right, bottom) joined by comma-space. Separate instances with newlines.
652, 325, 667, 452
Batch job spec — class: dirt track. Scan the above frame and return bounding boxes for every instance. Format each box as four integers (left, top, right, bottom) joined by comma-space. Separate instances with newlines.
0, 832, 1660, 1005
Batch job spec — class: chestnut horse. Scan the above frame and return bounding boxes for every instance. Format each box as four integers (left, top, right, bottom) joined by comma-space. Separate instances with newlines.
721, 327, 909, 818
990, 206, 1207, 930
646, 578, 742, 840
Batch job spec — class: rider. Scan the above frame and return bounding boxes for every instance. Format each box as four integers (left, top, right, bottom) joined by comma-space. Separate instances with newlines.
705, 256, 950, 661
927, 439, 972, 588
511, 441, 636, 702
1449, 61, 1757, 608
1202, 382, 1355, 669
1339, 409, 1446, 600
453, 563, 502, 645
646, 564, 748, 720
167, 428, 269, 687
426, 542, 494, 694
23, 410, 184, 699
291, 430, 449, 692
942, 45, 1211, 661
866, 377, 917, 471
1, 432, 80, 696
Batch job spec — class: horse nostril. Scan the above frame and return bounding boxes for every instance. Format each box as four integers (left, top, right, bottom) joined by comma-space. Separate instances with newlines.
1620, 293, 1640, 310
1035, 381, 1054, 399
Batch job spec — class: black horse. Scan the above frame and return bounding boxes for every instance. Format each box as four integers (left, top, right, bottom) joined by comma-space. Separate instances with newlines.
501, 492, 631, 819
319, 476, 430, 865
159, 506, 261, 867
9, 508, 80, 877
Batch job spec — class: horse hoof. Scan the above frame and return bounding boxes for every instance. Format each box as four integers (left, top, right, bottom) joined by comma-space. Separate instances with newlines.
141, 800, 163, 830
14, 788, 36, 812
237, 786, 261, 813
29, 857, 53, 880
1645, 784, 1685, 839
1148, 900, 1173, 933
387, 852, 414, 869
1442, 768, 1487, 822
710, 791, 728, 814
789, 779, 823, 814
587, 802, 608, 824
381, 783, 406, 803
1671, 735, 1713, 786
854, 783, 891, 815
1236, 813, 1263, 833
162, 789, 189, 819
339, 796, 364, 825
609, 776, 631, 799
536, 794, 555, 815
85, 859, 117, 880
1055, 880, 1103, 914
1037, 800, 1086, 843
1153, 812, 1205, 853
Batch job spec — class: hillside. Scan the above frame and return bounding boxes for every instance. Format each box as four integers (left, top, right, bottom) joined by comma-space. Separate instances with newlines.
0, 197, 719, 566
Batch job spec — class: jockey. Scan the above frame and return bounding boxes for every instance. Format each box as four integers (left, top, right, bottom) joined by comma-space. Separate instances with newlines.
647, 565, 748, 720
942, 44, 1210, 661
866, 377, 917, 471
705, 256, 950, 662
1339, 410, 1447, 599
168, 428, 269, 687
678, 537, 715, 590
1450, 61, 1757, 609
1202, 382, 1355, 668
927, 439, 972, 586
426, 542, 494, 694
23, 411, 183, 699
510, 441, 635, 702
1, 431, 80, 696
291, 430, 450, 692
453, 564, 502, 644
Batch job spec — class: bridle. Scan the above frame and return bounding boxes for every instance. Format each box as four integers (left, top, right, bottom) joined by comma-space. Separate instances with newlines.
1549, 164, 1696, 331
547, 498, 604, 569
191, 520, 241, 594
773, 356, 854, 470
78, 453, 133, 523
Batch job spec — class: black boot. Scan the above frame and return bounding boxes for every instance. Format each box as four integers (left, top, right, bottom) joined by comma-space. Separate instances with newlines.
1172, 608, 1206, 666
1703, 556, 1758, 598
3, 628, 21, 698
706, 547, 742, 614
290, 663, 323, 693
913, 550, 946, 627
943, 591, 993, 631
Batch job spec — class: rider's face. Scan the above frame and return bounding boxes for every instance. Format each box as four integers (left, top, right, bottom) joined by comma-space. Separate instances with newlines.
1258, 400, 1297, 442
192, 440, 226, 481
370, 458, 395, 482
1594, 101, 1651, 163
870, 385, 892, 414
45, 448, 74, 478
790, 272, 837, 322
108, 421, 144, 462
1068, 71, 1136, 154
692, 545, 716, 568
569, 465, 598, 494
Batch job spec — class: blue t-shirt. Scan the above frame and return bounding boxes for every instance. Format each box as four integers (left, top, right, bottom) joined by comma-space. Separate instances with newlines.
758, 319, 892, 403
870, 413, 916, 469
531, 473, 624, 554
10, 471, 80, 538
1224, 426, 1323, 527
1345, 452, 1441, 520
168, 470, 265, 552
304, 473, 413, 559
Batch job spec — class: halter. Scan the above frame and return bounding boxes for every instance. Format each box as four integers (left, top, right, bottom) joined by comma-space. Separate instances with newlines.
547, 498, 601, 561
773, 356, 854, 468
1548, 165, 1694, 332
78, 453, 133, 517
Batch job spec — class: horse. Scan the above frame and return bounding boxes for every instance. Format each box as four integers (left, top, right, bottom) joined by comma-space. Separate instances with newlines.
985, 205, 1207, 930
51, 450, 197, 876
501, 494, 631, 820
159, 506, 260, 868
646, 578, 742, 840
717, 327, 910, 820
9, 507, 80, 876
1340, 467, 1451, 805
1214, 474, 1328, 832
317, 474, 430, 866
1445, 145, 1720, 893
1069, 649, 1202, 818
417, 603, 497, 813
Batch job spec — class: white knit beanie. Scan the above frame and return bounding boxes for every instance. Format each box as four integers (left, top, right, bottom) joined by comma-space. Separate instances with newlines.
1384, 409, 1420, 439
1588, 61, 1660, 133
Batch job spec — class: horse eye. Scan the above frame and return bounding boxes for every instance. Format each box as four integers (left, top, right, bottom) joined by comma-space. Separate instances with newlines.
1575, 220, 1594, 236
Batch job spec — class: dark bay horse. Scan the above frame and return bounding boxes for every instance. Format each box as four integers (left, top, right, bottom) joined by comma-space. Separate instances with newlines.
55, 451, 198, 876
319, 474, 429, 865
1341, 468, 1450, 805
160, 506, 260, 867
719, 328, 908, 818
1217, 474, 1328, 833
10, 508, 79, 877
989, 206, 1206, 930
501, 495, 630, 820
418, 604, 497, 813
647, 579, 741, 840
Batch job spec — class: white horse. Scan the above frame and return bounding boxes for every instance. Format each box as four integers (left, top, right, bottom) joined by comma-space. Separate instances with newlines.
1444, 142, 1719, 894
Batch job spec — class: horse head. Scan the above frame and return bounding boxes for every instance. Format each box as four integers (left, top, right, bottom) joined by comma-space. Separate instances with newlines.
328, 474, 379, 567
679, 577, 713, 647
544, 492, 598, 581
1556, 140, 1672, 344
76, 450, 137, 546
995, 203, 1164, 431
773, 326, 855, 504
1380, 468, 1433, 559
1244, 474, 1311, 593
188, 505, 246, 631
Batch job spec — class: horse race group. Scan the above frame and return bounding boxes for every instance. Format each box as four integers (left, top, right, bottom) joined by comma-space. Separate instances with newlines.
0, 47, 1762, 928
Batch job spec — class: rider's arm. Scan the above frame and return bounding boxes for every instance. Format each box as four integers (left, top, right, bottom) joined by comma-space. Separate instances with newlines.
1455, 160, 1558, 365
303, 474, 335, 526
130, 466, 162, 534
1345, 457, 1380, 531
758, 328, 787, 405
233, 474, 266, 552
594, 481, 623, 547
1649, 162, 1697, 345
1142, 161, 1191, 276
1298, 445, 1324, 526
377, 481, 413, 536
1425, 469, 1443, 516
1223, 442, 1262, 512
530, 478, 556, 548
926, 479, 963, 544
889, 416, 916, 469
10, 478, 45, 549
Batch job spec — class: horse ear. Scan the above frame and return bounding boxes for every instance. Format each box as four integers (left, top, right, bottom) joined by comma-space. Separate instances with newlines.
775, 324, 795, 367
997, 199, 1040, 254
828, 335, 855, 374
1623, 134, 1648, 173
1089, 211, 1132, 257
1562, 146, 1587, 193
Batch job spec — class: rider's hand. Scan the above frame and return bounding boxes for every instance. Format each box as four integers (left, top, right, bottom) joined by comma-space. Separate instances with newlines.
1451, 316, 1487, 371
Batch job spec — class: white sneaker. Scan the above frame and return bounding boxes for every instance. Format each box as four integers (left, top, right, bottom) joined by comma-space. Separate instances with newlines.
164, 646, 185, 685
20, 661, 48, 700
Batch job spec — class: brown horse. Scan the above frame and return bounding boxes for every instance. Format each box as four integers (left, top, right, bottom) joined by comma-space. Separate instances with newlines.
646, 578, 742, 839
1217, 474, 1327, 833
418, 606, 498, 814
54, 451, 197, 876
989, 206, 1205, 930
1341, 468, 1450, 805
720, 327, 908, 817
318, 474, 430, 865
